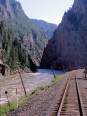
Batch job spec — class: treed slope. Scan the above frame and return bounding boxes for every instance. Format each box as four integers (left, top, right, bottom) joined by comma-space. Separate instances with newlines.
31, 19, 57, 39
41, 0, 87, 70
0, 0, 47, 70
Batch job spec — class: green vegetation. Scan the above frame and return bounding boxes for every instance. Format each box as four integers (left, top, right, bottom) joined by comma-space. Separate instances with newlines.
30, 74, 64, 96
52, 75, 63, 84
0, 74, 63, 116
0, 95, 27, 116
18, 95, 27, 107
0, 102, 16, 116
0, 21, 37, 71
29, 85, 51, 96
0, 0, 47, 71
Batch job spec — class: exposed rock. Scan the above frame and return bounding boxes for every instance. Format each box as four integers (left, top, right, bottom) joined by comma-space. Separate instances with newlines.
41, 0, 87, 70
0, 0, 48, 71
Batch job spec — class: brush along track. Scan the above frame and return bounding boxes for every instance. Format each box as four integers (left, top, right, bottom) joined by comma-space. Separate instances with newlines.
7, 70, 86, 116
7, 74, 69, 116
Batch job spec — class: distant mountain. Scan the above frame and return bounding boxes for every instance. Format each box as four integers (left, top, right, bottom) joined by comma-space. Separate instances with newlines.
0, 0, 47, 71
41, 0, 87, 70
31, 19, 57, 39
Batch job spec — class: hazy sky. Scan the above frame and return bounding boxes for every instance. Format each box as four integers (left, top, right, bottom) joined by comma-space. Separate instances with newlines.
17, 0, 74, 25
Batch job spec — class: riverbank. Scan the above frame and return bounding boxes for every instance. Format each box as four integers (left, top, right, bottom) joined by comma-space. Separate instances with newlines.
1, 74, 64, 116
0, 69, 64, 105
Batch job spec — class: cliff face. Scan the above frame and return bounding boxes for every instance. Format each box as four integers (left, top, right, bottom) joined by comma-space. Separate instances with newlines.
41, 0, 87, 70
0, 0, 15, 19
0, 0, 47, 70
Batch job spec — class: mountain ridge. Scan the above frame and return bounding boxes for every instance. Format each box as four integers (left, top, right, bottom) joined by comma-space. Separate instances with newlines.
41, 0, 87, 70
31, 19, 57, 39
0, 0, 48, 71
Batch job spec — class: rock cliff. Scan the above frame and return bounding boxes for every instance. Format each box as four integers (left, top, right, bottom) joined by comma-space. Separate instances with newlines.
0, 0, 47, 71
41, 0, 87, 70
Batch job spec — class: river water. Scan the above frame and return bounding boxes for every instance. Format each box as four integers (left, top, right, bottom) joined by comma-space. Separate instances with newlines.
37, 68, 64, 75
0, 69, 64, 105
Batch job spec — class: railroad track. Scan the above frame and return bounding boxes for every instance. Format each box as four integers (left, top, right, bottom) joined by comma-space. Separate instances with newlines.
55, 75, 84, 116
7, 70, 87, 116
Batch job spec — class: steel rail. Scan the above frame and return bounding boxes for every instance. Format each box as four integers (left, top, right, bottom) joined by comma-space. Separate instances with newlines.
57, 78, 70, 116
75, 76, 83, 116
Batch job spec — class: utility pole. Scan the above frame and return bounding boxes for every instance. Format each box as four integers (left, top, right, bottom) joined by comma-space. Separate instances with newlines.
17, 66, 27, 97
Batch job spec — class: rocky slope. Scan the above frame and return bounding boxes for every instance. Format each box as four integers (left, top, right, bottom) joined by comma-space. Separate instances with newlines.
31, 19, 57, 39
41, 0, 87, 70
0, 0, 47, 71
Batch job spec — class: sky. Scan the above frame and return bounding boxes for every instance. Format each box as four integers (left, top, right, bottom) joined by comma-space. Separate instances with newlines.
17, 0, 74, 25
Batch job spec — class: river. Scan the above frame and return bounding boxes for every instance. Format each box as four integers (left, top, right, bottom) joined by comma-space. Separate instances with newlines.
0, 69, 64, 105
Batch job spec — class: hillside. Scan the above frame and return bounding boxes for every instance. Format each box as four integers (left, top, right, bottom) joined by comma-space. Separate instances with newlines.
41, 0, 87, 70
0, 0, 47, 71
31, 19, 57, 39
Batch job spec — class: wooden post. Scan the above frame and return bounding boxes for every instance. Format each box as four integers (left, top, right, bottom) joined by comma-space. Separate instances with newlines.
16, 87, 19, 108
18, 68, 27, 97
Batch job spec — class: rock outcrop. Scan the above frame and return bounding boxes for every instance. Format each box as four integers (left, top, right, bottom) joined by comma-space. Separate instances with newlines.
41, 0, 87, 70
0, 0, 47, 71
